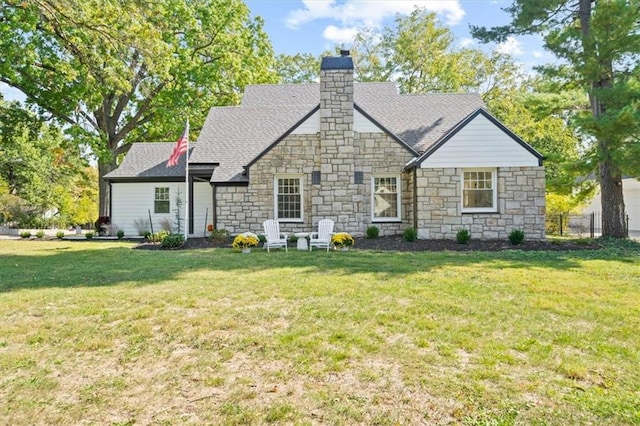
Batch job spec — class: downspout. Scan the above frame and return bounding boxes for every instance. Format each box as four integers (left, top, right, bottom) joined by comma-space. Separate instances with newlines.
108, 181, 113, 219
212, 184, 217, 229
412, 167, 418, 230
188, 175, 194, 235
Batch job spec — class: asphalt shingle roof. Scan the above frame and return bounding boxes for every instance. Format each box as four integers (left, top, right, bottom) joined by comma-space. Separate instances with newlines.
104, 142, 190, 179
113, 81, 486, 182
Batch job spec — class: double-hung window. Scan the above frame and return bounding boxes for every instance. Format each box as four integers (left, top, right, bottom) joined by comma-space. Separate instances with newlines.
372, 175, 401, 221
154, 187, 170, 214
462, 169, 497, 213
274, 176, 303, 221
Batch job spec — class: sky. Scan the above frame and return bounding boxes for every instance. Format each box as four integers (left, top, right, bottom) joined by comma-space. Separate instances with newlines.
1, 0, 554, 103
244, 0, 553, 67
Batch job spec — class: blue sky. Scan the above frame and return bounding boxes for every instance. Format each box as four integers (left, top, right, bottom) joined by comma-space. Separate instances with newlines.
245, 0, 553, 68
1, 0, 553, 103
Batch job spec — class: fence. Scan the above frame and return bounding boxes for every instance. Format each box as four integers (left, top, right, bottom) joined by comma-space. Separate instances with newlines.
547, 212, 629, 238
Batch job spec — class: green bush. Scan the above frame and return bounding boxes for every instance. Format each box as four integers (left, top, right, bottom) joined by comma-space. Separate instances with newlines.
36, 230, 45, 239
161, 233, 185, 249
508, 229, 525, 245
20, 231, 31, 239
366, 225, 379, 239
403, 227, 417, 242
116, 229, 125, 239
456, 229, 471, 244
85, 232, 94, 240
148, 230, 169, 243
56, 231, 65, 239
258, 234, 267, 243
209, 228, 230, 244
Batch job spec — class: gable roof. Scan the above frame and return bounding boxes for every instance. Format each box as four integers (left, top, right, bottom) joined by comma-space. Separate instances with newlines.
104, 142, 191, 181
189, 82, 486, 182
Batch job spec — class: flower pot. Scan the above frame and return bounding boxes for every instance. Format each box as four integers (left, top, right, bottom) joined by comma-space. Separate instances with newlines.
341, 247, 349, 252
242, 247, 251, 254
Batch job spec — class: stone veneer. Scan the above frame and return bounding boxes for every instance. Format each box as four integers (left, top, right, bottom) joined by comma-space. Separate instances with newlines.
415, 166, 546, 240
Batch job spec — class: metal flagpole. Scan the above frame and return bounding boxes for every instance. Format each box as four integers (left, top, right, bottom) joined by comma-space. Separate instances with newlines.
184, 118, 189, 241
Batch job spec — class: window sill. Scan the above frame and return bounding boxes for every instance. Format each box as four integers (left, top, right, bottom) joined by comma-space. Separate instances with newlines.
371, 219, 402, 223
461, 210, 499, 215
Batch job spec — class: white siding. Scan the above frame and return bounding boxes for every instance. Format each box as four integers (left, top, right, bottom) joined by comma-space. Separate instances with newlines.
584, 178, 640, 232
111, 181, 212, 237
420, 114, 539, 168
291, 111, 319, 134
192, 182, 213, 237
354, 110, 383, 133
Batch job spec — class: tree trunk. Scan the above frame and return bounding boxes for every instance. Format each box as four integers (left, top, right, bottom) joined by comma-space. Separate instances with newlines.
98, 158, 117, 217
599, 154, 627, 238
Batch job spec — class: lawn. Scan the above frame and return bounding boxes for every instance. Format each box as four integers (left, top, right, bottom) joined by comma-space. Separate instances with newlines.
1, 239, 639, 425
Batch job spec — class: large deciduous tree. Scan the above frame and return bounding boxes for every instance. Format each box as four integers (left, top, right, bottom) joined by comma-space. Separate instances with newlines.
0, 0, 277, 216
472, 0, 640, 238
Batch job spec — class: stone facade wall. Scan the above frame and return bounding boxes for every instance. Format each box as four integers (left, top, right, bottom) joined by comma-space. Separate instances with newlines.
415, 166, 546, 240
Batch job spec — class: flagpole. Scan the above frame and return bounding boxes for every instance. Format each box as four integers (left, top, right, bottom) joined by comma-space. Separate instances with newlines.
185, 118, 189, 241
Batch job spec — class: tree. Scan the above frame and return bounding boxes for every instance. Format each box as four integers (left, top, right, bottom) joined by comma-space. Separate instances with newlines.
0, 0, 277, 216
471, 0, 640, 238
273, 53, 321, 83
352, 7, 524, 100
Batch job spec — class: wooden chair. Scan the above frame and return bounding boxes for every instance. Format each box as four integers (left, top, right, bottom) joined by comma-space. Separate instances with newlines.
309, 219, 334, 251
262, 220, 288, 252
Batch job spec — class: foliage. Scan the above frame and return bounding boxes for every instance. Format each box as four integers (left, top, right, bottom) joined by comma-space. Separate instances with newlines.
161, 233, 184, 249
116, 230, 125, 240
35, 230, 45, 239
159, 218, 173, 233
545, 192, 590, 235
232, 232, 259, 249
85, 232, 94, 240
365, 226, 379, 239
456, 229, 471, 244
0, 0, 278, 215
55, 231, 65, 240
148, 230, 170, 243
133, 218, 151, 237
173, 190, 184, 235
508, 229, 525, 246
472, 0, 640, 237
19, 231, 30, 239
273, 53, 322, 83
331, 232, 355, 248
210, 228, 230, 244
402, 227, 418, 242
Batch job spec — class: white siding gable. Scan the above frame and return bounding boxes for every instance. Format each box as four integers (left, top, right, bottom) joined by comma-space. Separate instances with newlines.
289, 109, 383, 134
291, 110, 319, 134
420, 114, 539, 168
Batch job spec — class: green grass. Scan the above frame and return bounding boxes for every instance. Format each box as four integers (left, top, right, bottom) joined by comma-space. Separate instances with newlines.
1, 239, 639, 425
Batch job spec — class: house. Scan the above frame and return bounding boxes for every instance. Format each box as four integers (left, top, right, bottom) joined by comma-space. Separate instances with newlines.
583, 177, 640, 234
105, 51, 546, 240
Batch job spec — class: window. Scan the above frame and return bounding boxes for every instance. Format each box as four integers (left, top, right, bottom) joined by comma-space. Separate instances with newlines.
154, 187, 170, 214
372, 175, 401, 221
274, 176, 303, 221
462, 169, 497, 212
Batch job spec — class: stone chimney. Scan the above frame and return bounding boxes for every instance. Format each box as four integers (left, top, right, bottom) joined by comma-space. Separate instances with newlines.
315, 51, 356, 223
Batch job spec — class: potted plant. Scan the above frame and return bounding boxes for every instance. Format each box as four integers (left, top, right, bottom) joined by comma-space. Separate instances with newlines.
232, 232, 260, 253
331, 232, 355, 251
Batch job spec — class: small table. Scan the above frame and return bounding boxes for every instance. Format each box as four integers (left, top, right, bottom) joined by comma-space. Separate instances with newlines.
294, 232, 309, 251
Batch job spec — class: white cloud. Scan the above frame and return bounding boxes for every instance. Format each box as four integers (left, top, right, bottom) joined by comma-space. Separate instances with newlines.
459, 38, 475, 48
286, 0, 465, 30
532, 50, 544, 58
323, 25, 360, 45
497, 36, 524, 56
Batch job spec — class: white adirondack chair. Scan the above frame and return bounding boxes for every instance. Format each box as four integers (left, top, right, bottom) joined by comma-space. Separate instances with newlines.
262, 220, 288, 252
309, 219, 334, 251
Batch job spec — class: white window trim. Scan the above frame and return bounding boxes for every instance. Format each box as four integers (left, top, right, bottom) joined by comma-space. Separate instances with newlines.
274, 174, 304, 222
371, 174, 402, 222
154, 187, 170, 214
461, 168, 498, 213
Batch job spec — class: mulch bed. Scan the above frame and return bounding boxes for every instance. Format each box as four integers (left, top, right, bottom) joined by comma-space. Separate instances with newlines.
135, 235, 601, 252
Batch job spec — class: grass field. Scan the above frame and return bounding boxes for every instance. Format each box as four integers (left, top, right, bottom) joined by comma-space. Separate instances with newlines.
1, 239, 639, 425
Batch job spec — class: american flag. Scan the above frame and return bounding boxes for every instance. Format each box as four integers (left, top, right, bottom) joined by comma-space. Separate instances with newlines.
167, 122, 189, 167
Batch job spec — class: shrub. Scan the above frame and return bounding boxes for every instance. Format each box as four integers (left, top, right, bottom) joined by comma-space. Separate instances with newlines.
56, 231, 65, 240
403, 227, 417, 242
85, 232, 94, 240
331, 232, 355, 248
456, 229, 471, 244
36, 230, 45, 239
161, 233, 185, 249
148, 230, 170, 243
20, 231, 31, 239
366, 225, 379, 239
117, 229, 125, 239
210, 228, 230, 244
159, 218, 173, 232
508, 229, 525, 245
95, 216, 110, 235
133, 218, 151, 237
232, 232, 260, 249
258, 234, 266, 243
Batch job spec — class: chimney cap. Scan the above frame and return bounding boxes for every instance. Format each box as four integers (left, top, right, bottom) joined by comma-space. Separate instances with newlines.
340, 49, 350, 57
321, 54, 354, 70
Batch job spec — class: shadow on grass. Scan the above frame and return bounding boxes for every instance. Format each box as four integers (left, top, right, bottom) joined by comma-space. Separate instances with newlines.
0, 239, 637, 292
